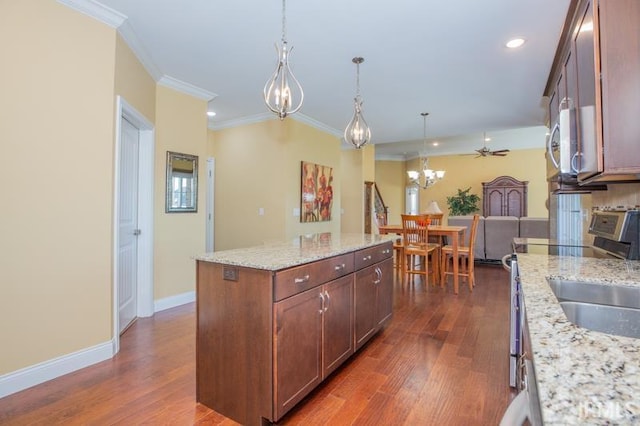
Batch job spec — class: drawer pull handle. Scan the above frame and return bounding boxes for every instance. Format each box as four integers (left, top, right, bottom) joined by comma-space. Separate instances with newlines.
319, 292, 325, 314
324, 290, 330, 312
334, 263, 346, 271
363, 255, 372, 261
294, 274, 310, 284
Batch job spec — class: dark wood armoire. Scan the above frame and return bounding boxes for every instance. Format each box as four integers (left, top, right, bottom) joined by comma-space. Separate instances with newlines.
482, 176, 528, 217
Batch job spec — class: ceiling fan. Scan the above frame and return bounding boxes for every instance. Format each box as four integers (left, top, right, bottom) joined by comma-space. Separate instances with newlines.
471, 133, 510, 157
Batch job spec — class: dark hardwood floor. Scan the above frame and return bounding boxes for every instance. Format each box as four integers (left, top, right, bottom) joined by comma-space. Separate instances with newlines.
0, 264, 515, 425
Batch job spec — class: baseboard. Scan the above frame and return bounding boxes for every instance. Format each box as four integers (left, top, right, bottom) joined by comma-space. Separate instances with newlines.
0, 339, 115, 399
154, 290, 195, 313
0, 292, 195, 399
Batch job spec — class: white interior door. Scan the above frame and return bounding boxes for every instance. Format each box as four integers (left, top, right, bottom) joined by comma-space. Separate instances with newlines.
118, 118, 140, 334
405, 186, 419, 214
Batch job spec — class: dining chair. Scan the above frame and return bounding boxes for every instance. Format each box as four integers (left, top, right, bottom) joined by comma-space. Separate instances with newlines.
392, 236, 404, 272
425, 213, 445, 245
425, 213, 444, 225
440, 213, 480, 291
401, 214, 440, 286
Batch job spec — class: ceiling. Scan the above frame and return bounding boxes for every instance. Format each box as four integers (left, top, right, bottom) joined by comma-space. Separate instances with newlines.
84, 0, 571, 158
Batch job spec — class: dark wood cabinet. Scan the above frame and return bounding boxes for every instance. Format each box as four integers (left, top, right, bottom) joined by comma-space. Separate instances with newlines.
546, 0, 640, 184
196, 240, 392, 425
274, 285, 323, 419
274, 273, 355, 419
354, 257, 393, 350
321, 275, 355, 376
482, 176, 528, 217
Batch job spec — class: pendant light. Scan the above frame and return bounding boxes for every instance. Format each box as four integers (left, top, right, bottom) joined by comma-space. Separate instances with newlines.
344, 57, 371, 149
407, 113, 445, 189
263, 0, 304, 120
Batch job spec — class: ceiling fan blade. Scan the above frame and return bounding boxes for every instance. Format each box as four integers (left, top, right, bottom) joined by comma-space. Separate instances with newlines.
492, 149, 510, 154
491, 152, 509, 156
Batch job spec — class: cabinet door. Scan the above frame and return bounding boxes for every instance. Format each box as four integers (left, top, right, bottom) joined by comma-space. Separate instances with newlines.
486, 188, 505, 216
354, 264, 378, 350
322, 275, 354, 376
574, 0, 600, 179
274, 287, 323, 420
505, 188, 524, 218
375, 258, 394, 328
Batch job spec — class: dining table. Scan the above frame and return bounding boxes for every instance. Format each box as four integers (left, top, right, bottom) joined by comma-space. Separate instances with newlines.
378, 224, 468, 294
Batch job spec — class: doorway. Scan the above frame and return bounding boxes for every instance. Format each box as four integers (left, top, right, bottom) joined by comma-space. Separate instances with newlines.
113, 96, 155, 353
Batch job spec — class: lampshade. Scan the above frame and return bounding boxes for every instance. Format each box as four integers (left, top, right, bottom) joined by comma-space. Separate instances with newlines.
425, 200, 443, 214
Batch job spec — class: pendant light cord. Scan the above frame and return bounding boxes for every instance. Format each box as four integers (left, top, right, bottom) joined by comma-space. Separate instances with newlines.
281, 0, 287, 43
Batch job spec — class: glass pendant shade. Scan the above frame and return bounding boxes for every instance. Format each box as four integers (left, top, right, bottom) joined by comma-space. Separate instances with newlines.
263, 0, 303, 120
344, 57, 371, 149
344, 95, 371, 149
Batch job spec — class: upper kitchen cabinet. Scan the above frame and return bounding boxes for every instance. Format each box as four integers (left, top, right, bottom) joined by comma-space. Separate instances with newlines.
546, 0, 640, 184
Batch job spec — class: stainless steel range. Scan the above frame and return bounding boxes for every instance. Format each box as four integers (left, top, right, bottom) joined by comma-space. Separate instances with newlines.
589, 209, 640, 260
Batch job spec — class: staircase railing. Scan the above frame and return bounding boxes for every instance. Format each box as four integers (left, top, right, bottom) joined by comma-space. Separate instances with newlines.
373, 182, 388, 226
364, 181, 388, 233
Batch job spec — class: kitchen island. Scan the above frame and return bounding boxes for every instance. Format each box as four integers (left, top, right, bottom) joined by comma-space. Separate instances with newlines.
518, 253, 640, 425
195, 233, 394, 425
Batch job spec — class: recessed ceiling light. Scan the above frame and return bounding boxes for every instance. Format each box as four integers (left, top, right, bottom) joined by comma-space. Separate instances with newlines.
207, 111, 216, 117
432, 141, 439, 147
506, 38, 526, 49
484, 136, 491, 142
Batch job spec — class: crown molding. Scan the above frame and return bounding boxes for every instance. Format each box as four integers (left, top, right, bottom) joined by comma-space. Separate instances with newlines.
58, 0, 163, 80
208, 112, 343, 139
59, 0, 216, 100
292, 113, 342, 139
158, 76, 217, 101
57, 0, 125, 28
208, 112, 275, 131
117, 20, 163, 81
374, 154, 408, 161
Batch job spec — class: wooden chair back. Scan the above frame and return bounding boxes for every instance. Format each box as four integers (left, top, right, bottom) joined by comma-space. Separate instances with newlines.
401, 214, 429, 247
467, 214, 481, 261
425, 213, 444, 225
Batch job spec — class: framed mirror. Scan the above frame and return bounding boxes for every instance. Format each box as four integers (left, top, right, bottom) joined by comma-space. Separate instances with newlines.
166, 151, 198, 213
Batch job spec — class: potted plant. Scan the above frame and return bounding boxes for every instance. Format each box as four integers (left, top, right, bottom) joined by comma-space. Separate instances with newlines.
446, 187, 480, 216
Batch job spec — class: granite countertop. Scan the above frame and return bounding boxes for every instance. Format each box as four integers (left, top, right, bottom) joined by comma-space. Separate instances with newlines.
518, 253, 640, 425
195, 232, 394, 271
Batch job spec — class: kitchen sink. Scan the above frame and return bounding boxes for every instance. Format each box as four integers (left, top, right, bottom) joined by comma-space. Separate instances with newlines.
559, 301, 640, 338
547, 279, 640, 309
547, 279, 640, 338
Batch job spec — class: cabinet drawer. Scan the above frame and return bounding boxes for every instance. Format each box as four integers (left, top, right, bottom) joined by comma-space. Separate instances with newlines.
354, 242, 393, 270
274, 253, 354, 301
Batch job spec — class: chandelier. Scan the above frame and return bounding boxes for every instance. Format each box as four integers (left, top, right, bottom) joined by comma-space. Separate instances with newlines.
263, 0, 304, 120
344, 57, 371, 149
407, 113, 445, 189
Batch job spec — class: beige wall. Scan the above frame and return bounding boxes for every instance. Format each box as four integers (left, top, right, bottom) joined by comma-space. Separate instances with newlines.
153, 87, 208, 299
114, 34, 156, 123
0, 1, 116, 374
374, 161, 406, 225
210, 119, 341, 251
340, 149, 365, 233
377, 148, 549, 225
